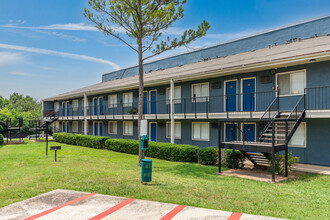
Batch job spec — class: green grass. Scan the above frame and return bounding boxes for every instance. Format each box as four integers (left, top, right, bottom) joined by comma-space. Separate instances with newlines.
0, 142, 329, 219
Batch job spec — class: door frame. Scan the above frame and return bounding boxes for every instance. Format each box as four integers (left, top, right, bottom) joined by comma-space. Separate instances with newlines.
149, 122, 157, 142
93, 121, 98, 136
240, 122, 256, 142
149, 89, 157, 114
240, 77, 256, 112
98, 96, 104, 115
224, 79, 238, 112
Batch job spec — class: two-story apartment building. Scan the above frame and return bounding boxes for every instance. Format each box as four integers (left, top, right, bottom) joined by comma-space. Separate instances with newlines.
43, 16, 330, 167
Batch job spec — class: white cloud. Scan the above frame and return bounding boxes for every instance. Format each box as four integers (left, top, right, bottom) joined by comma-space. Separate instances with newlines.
0, 22, 97, 31
10, 71, 37, 77
0, 52, 25, 66
35, 30, 86, 42
0, 43, 120, 70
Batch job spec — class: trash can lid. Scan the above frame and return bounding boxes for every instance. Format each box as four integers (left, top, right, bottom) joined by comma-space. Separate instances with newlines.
142, 159, 152, 162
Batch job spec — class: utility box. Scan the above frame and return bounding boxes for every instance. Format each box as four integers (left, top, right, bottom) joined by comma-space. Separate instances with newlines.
141, 135, 149, 150
141, 159, 152, 183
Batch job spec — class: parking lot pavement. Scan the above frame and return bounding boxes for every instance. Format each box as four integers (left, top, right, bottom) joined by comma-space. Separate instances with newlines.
0, 189, 284, 220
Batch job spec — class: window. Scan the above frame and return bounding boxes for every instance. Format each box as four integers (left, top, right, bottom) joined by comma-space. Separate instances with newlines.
54, 102, 59, 112
277, 70, 306, 95
108, 121, 117, 134
289, 122, 306, 147
82, 121, 89, 133
166, 87, 181, 104
54, 121, 60, 131
123, 121, 133, 136
192, 122, 209, 141
72, 100, 79, 111
72, 121, 78, 133
166, 121, 181, 139
123, 93, 133, 107
108, 94, 117, 108
192, 83, 209, 102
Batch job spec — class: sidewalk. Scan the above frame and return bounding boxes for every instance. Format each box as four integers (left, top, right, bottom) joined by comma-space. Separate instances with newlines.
292, 163, 330, 175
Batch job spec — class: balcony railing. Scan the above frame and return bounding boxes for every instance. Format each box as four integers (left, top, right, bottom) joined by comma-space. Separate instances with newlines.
305, 85, 330, 110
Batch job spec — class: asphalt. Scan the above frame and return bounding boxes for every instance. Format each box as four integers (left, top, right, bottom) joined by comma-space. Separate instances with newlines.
0, 189, 285, 220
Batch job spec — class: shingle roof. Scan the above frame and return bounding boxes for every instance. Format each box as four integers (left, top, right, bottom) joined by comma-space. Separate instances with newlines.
44, 35, 330, 101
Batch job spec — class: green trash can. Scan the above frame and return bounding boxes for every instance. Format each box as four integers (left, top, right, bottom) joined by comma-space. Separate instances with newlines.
141, 159, 152, 183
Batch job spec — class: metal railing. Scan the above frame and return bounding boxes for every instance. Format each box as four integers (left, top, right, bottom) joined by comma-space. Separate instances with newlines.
305, 85, 330, 110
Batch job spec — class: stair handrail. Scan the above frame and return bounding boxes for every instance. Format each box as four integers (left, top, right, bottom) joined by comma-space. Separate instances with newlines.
260, 95, 279, 120
234, 124, 253, 143
287, 94, 305, 120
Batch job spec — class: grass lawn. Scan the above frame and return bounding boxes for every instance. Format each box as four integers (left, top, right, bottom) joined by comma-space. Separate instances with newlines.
0, 141, 329, 219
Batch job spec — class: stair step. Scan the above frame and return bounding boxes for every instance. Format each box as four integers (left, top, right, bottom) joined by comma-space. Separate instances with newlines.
245, 152, 263, 156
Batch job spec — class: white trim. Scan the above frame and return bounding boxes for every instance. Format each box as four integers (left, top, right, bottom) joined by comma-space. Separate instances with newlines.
72, 121, 78, 133
166, 86, 182, 104
240, 122, 257, 142
166, 121, 181, 139
240, 77, 256, 112
108, 121, 117, 135
224, 122, 239, 142
276, 69, 307, 96
108, 94, 117, 108
149, 122, 157, 141
289, 122, 307, 148
192, 122, 210, 141
224, 79, 238, 112
149, 90, 157, 114
123, 121, 133, 136
123, 92, 133, 107
191, 82, 210, 102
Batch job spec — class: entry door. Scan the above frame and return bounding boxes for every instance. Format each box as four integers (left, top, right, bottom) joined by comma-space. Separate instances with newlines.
150, 122, 157, 142
62, 122, 66, 132
226, 81, 237, 112
66, 122, 69, 133
225, 124, 237, 142
99, 97, 104, 115
99, 122, 103, 136
94, 122, 98, 136
93, 98, 98, 116
62, 102, 66, 116
150, 91, 157, 114
242, 78, 255, 111
143, 91, 148, 114
66, 102, 70, 116
243, 124, 255, 142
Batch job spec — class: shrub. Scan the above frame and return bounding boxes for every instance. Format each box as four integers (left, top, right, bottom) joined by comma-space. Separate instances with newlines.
0, 134, 4, 145
53, 133, 109, 149
270, 153, 300, 175
105, 139, 139, 155
224, 149, 245, 168
198, 147, 218, 165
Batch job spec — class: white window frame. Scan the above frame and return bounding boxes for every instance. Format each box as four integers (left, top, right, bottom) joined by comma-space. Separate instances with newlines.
123, 92, 133, 107
240, 77, 256, 112
166, 121, 181, 139
191, 82, 209, 102
224, 79, 238, 112
224, 122, 239, 142
289, 122, 306, 148
82, 121, 89, 133
54, 121, 60, 131
108, 121, 117, 135
166, 86, 182, 104
108, 94, 117, 108
72, 121, 78, 133
123, 121, 133, 136
276, 69, 306, 97
72, 100, 79, 111
192, 122, 210, 141
240, 122, 256, 142
54, 102, 60, 112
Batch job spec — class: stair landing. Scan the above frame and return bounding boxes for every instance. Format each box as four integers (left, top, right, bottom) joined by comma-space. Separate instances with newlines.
221, 141, 286, 153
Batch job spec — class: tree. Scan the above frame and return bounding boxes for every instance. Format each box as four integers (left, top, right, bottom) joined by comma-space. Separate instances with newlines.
84, 0, 210, 165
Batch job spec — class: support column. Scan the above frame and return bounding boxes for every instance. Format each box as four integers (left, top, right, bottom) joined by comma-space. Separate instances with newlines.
84, 93, 88, 135
218, 121, 221, 173
170, 79, 175, 144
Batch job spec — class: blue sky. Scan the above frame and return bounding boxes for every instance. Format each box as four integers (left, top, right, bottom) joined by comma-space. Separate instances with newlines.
0, 0, 329, 100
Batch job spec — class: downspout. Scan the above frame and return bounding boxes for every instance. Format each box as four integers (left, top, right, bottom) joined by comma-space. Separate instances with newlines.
84, 93, 88, 135
170, 79, 175, 144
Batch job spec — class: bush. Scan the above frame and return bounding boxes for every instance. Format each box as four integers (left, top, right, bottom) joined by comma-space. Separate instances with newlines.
224, 149, 245, 168
105, 139, 139, 155
0, 134, 4, 145
270, 153, 300, 175
198, 147, 218, 165
53, 133, 109, 149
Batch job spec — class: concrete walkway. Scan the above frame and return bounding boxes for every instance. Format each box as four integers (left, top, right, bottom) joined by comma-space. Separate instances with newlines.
292, 163, 330, 175
0, 189, 284, 220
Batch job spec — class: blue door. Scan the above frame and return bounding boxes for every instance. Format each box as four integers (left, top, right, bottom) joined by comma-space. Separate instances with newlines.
225, 124, 237, 142
143, 91, 148, 114
243, 124, 255, 142
66, 122, 69, 133
94, 122, 98, 136
150, 123, 157, 142
62, 122, 66, 132
62, 102, 66, 116
93, 98, 98, 116
66, 102, 70, 116
99, 122, 103, 136
242, 78, 255, 111
226, 81, 237, 112
99, 98, 103, 115
150, 91, 157, 114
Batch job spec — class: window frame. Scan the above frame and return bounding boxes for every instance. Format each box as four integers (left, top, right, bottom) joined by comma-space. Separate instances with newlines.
72, 100, 79, 111
166, 86, 182, 104
123, 92, 133, 107
54, 102, 60, 112
108, 94, 118, 108
108, 121, 118, 135
192, 122, 210, 141
276, 69, 306, 97
72, 121, 78, 133
123, 121, 133, 136
166, 121, 182, 139
82, 121, 89, 133
289, 122, 306, 148
191, 82, 210, 102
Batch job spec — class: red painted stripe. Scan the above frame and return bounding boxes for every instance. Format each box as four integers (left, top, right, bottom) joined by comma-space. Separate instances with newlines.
89, 198, 136, 220
24, 193, 96, 220
160, 205, 186, 220
228, 212, 243, 220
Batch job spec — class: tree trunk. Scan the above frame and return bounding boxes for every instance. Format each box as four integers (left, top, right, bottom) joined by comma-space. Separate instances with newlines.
137, 43, 144, 166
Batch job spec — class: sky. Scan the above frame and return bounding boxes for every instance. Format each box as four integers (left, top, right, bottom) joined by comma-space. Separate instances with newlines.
0, 0, 330, 100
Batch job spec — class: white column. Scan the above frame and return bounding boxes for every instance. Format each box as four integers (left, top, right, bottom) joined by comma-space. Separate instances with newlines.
84, 93, 88, 135
170, 79, 175, 144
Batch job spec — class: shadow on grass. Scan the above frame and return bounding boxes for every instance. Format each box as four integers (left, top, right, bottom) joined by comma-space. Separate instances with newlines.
156, 163, 218, 179
284, 173, 322, 183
